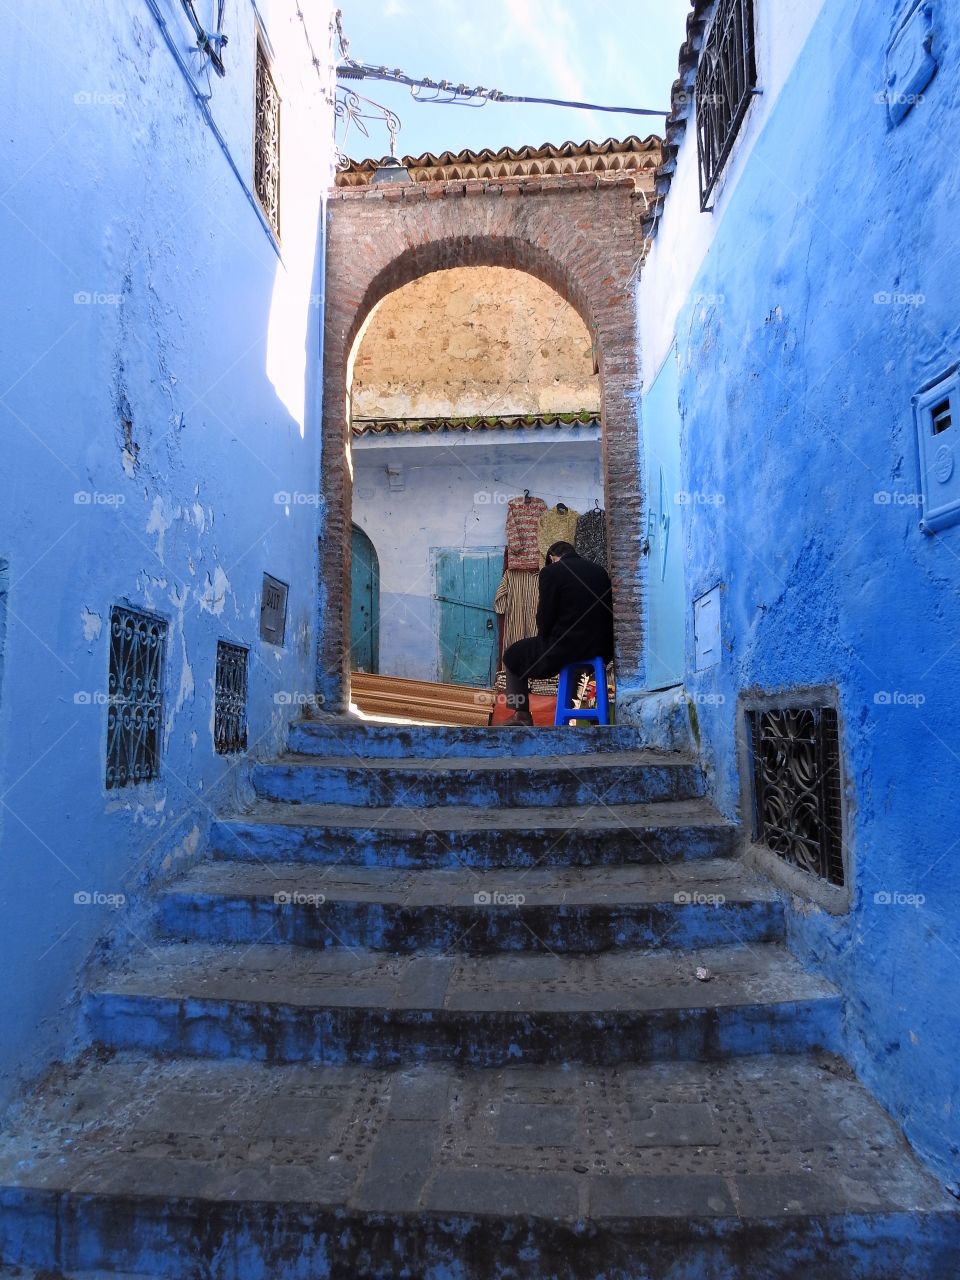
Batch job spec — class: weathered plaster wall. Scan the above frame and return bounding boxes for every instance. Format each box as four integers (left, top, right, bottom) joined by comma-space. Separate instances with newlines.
351, 267, 600, 420
0, 0, 332, 1105
640, 0, 960, 1178
352, 431, 603, 681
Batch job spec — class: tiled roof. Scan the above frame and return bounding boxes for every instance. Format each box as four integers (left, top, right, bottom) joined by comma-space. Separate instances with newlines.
336, 136, 663, 188
351, 411, 601, 437
641, 0, 714, 242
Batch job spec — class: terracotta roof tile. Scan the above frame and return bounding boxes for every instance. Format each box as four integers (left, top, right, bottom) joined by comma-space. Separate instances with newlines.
351, 411, 601, 437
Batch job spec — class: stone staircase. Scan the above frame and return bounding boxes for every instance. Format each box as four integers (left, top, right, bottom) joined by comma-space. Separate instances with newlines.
0, 721, 957, 1279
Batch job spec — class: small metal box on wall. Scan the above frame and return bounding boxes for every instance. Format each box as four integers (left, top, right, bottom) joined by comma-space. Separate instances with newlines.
914, 368, 960, 534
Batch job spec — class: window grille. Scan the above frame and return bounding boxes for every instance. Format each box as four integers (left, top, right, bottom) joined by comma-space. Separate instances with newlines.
106, 606, 167, 789
254, 38, 280, 237
696, 0, 758, 211
215, 641, 248, 754
746, 704, 844, 887
260, 573, 288, 646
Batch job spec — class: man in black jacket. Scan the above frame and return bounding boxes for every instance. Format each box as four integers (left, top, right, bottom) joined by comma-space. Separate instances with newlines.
500, 541, 614, 727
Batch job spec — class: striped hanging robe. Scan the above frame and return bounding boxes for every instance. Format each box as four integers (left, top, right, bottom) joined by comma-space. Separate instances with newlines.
493, 569, 540, 653
505, 496, 547, 570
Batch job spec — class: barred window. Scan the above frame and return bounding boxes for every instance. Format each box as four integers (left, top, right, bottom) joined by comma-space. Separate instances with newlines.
254, 37, 280, 237
214, 641, 248, 755
696, 0, 758, 211
106, 606, 167, 789
746, 704, 844, 887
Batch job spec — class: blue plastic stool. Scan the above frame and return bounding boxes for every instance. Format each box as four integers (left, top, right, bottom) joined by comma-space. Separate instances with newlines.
554, 657, 610, 726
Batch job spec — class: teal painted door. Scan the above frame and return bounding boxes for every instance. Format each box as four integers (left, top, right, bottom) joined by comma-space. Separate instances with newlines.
435, 548, 501, 687
642, 345, 686, 688
350, 524, 379, 673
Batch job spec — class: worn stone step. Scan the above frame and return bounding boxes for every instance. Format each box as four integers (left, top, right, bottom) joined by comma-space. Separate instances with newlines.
251, 750, 705, 808
156, 859, 784, 953
289, 718, 655, 758
0, 1053, 956, 1279
85, 942, 841, 1067
211, 797, 738, 868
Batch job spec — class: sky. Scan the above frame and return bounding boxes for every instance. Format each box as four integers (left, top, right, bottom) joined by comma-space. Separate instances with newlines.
334, 0, 692, 162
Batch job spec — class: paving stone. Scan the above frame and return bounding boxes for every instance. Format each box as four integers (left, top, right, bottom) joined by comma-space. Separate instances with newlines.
628, 1102, 722, 1147
352, 1120, 439, 1212
422, 1168, 579, 1217
496, 1102, 579, 1146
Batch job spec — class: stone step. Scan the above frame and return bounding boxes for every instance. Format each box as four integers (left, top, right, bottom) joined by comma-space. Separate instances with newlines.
289, 717, 653, 758
251, 750, 705, 808
0, 1054, 955, 1280
210, 797, 738, 868
85, 942, 841, 1067
156, 858, 783, 953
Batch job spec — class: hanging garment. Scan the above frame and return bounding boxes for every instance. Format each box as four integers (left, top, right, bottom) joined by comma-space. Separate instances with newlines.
575, 506, 608, 568
537, 503, 581, 560
505, 495, 547, 570
493, 569, 540, 652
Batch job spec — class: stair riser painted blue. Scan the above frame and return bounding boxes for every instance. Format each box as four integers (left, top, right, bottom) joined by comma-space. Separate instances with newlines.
251, 765, 706, 808
2, 1193, 958, 1280
156, 899, 785, 953
288, 722, 653, 758
210, 820, 737, 868
85, 996, 841, 1067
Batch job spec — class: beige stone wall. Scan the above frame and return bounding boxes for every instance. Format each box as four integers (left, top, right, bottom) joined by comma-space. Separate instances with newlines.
350, 266, 601, 420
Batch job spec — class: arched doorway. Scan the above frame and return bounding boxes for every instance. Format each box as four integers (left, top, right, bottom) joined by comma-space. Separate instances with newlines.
349, 524, 379, 675
320, 180, 647, 713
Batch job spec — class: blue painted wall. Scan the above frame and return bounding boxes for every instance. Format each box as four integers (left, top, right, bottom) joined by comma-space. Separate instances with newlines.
646, 0, 960, 1178
0, 1, 332, 1106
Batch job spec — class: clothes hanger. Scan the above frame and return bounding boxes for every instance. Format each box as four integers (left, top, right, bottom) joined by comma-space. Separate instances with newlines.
523, 489, 531, 504
594, 498, 601, 511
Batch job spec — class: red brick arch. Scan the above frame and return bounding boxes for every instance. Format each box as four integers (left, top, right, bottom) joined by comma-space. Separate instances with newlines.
319, 177, 647, 710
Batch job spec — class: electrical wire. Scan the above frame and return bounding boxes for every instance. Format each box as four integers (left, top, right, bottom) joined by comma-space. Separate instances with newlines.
180, 0, 227, 76
337, 59, 668, 118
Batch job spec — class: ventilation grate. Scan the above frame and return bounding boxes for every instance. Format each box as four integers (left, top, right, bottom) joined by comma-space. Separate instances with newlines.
215, 641, 248, 755
746, 703, 844, 886
106, 606, 167, 789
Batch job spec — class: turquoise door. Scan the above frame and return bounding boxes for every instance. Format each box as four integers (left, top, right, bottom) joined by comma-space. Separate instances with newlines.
435, 548, 501, 687
350, 524, 379, 673
641, 345, 686, 688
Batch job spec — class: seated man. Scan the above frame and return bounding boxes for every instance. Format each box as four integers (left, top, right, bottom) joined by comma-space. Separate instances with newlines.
501, 541, 614, 727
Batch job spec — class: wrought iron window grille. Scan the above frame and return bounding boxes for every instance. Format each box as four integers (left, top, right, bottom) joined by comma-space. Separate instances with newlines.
106, 606, 168, 790
746, 704, 844, 887
696, 0, 759, 211
254, 37, 281, 237
260, 573, 289, 646
215, 641, 248, 755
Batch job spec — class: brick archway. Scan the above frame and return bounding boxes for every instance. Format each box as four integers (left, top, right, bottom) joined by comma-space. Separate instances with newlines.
319, 174, 649, 711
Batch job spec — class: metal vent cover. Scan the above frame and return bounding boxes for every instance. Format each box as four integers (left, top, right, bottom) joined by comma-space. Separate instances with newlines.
260, 573, 288, 646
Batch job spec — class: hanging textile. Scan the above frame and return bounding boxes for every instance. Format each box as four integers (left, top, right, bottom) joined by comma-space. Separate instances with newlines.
575, 506, 608, 568
493, 569, 540, 653
537, 503, 580, 560
505, 495, 547, 570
